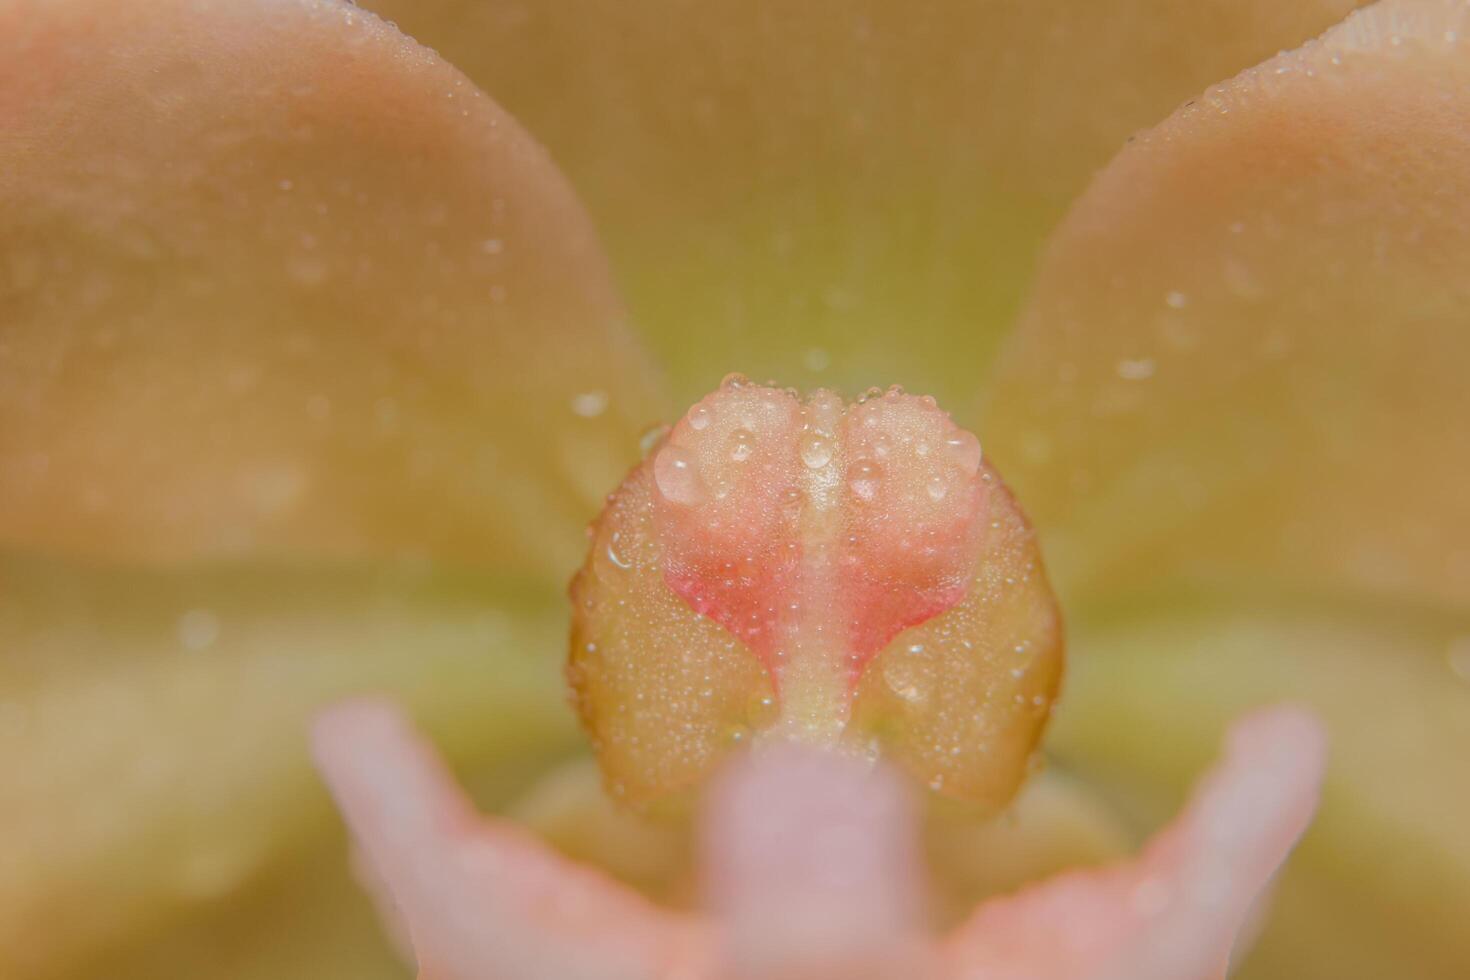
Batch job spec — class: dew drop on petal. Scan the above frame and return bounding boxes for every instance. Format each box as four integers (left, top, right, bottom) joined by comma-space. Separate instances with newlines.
638, 423, 670, 458
605, 532, 632, 570
570, 390, 609, 418
1116, 357, 1157, 381
800, 433, 833, 469
177, 609, 220, 652
653, 445, 706, 505
849, 459, 882, 501
1447, 635, 1470, 683
944, 431, 982, 476
728, 428, 755, 462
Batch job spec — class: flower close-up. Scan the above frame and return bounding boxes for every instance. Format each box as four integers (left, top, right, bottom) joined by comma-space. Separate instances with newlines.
2, 0, 1467, 978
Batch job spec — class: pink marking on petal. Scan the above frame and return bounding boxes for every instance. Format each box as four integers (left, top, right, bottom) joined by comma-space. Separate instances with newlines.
941, 706, 1327, 980
572, 381, 1059, 804
652, 382, 986, 684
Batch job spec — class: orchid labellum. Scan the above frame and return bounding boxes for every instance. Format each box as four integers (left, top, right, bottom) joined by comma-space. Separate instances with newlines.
0, 0, 1467, 978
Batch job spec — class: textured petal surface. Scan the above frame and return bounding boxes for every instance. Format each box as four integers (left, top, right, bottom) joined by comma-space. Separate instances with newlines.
982, 0, 1470, 609
0, 0, 663, 581
0, 558, 576, 978
570, 382, 1061, 805
362, 0, 1361, 405
1051, 603, 1470, 979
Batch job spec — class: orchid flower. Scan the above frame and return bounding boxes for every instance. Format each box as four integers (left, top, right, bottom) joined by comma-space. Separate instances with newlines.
1, 0, 1466, 978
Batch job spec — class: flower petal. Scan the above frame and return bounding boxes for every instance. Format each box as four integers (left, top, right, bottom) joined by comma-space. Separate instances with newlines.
314, 698, 1324, 980
0, 557, 575, 978
1051, 603, 1470, 978
982, 0, 1470, 608
944, 707, 1325, 980
359, 0, 1358, 404
702, 746, 930, 980
0, 0, 663, 580
311, 700, 710, 980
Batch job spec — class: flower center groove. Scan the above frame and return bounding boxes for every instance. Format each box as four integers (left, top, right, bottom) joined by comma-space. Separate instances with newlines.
570, 377, 1062, 805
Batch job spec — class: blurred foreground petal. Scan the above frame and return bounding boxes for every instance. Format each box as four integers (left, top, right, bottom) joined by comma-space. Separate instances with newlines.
0, 0, 663, 581
315, 702, 1322, 980
946, 708, 1324, 980
313, 700, 709, 980
984, 0, 1470, 609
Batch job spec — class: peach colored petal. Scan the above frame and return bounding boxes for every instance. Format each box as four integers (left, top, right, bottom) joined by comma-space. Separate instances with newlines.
312, 701, 1323, 980
0, 559, 576, 978
1051, 605, 1470, 979
982, 0, 1470, 610
361, 0, 1360, 406
943, 707, 1325, 980
0, 0, 664, 581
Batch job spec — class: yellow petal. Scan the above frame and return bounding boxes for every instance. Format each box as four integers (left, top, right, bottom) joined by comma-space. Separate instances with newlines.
982, 0, 1470, 609
1051, 603, 1470, 979
0, 557, 576, 978
0, 0, 664, 581
359, 0, 1359, 405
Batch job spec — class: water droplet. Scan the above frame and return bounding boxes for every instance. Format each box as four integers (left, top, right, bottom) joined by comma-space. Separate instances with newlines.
277, 178, 294, 192
1447, 635, 1470, 683
945, 430, 982, 475
605, 532, 632, 569
570, 390, 608, 418
653, 445, 705, 505
1164, 290, 1189, 309
177, 609, 220, 652
720, 372, 750, 390
305, 394, 332, 423
848, 459, 882, 501
638, 423, 670, 458
926, 475, 949, 501
688, 404, 712, 430
882, 655, 928, 705
728, 427, 755, 462
286, 250, 329, 286
800, 433, 833, 469
1116, 357, 1157, 381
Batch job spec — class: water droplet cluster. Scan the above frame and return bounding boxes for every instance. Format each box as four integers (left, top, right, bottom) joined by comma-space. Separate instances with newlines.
570, 380, 1062, 806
